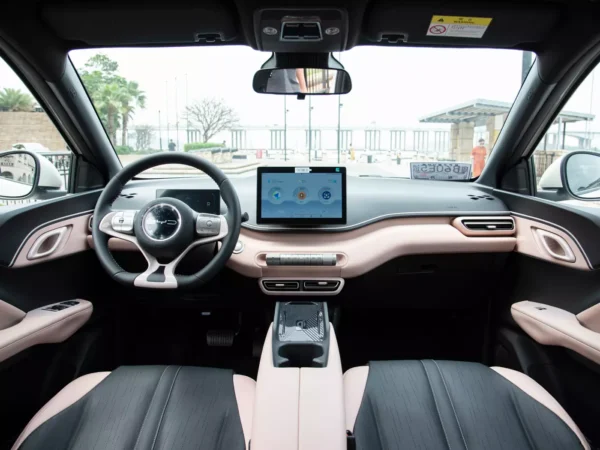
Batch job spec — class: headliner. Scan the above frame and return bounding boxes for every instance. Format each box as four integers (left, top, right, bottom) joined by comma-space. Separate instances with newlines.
2, 0, 600, 83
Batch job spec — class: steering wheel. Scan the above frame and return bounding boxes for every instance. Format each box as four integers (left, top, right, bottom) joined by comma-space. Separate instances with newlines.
92, 153, 241, 289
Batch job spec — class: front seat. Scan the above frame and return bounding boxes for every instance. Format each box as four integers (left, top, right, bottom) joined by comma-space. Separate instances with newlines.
12, 366, 255, 450
344, 360, 589, 450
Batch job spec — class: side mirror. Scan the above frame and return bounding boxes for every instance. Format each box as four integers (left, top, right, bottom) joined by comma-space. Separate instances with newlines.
0, 150, 40, 200
560, 151, 600, 200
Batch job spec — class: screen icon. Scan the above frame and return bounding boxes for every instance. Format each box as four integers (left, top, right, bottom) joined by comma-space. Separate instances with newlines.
268, 187, 284, 204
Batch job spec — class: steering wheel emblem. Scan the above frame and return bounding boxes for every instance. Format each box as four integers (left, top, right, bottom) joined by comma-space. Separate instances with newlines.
142, 204, 182, 241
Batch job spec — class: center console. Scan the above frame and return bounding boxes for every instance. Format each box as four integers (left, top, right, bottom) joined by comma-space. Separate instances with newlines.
251, 301, 346, 450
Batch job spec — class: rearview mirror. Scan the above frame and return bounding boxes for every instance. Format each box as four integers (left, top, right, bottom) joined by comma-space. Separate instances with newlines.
253, 68, 352, 95
0, 150, 40, 200
560, 151, 600, 200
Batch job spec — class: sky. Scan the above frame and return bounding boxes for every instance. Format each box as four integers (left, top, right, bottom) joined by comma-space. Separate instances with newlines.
2, 45, 600, 132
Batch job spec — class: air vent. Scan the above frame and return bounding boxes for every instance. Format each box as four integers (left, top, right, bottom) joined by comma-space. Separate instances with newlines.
303, 280, 340, 291
461, 218, 515, 231
262, 281, 300, 292
88, 215, 93, 232
119, 192, 137, 199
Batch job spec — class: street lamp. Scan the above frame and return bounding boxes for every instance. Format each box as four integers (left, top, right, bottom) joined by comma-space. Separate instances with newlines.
337, 99, 343, 164
284, 96, 287, 162
158, 110, 163, 151
308, 96, 314, 163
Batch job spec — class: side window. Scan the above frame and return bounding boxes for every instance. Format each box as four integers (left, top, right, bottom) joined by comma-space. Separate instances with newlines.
0, 57, 72, 209
534, 65, 600, 207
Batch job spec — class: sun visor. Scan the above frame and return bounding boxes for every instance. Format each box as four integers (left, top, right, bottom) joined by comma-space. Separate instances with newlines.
41, 2, 238, 46
363, 2, 560, 49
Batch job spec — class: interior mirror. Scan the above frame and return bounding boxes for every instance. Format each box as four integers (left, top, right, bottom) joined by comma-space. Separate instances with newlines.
0, 150, 40, 200
253, 68, 352, 95
561, 151, 600, 200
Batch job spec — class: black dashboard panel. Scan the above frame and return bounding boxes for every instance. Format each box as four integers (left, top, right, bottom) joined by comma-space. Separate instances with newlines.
112, 175, 510, 231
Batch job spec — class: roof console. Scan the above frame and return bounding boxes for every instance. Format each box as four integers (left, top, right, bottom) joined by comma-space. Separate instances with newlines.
254, 8, 348, 52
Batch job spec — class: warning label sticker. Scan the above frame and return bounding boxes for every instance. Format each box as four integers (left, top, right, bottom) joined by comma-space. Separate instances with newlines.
426, 15, 492, 38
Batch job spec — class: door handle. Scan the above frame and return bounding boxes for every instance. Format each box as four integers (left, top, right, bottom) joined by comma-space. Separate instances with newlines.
533, 228, 576, 263
27, 226, 69, 260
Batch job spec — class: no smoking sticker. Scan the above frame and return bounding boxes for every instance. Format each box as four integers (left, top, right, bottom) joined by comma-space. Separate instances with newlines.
426, 15, 492, 38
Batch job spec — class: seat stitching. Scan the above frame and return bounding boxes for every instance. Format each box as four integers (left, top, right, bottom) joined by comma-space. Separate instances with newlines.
509, 388, 537, 450
420, 360, 452, 450
432, 360, 469, 450
133, 366, 170, 450
150, 366, 182, 450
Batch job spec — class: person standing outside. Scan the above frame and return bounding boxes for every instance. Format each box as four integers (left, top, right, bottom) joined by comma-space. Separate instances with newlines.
168, 139, 176, 152
471, 138, 487, 177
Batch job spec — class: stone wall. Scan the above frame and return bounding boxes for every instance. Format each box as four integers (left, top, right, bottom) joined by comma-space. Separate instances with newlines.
0, 112, 66, 151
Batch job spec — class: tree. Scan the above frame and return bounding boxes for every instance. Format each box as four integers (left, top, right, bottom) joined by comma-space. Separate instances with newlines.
185, 98, 238, 143
135, 125, 154, 150
120, 81, 146, 146
78, 54, 145, 145
0, 88, 34, 112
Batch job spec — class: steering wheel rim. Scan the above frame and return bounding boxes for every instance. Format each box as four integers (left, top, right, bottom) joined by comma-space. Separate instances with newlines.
92, 152, 241, 289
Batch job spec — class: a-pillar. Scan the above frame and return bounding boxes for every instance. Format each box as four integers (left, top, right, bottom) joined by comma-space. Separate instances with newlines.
486, 114, 506, 150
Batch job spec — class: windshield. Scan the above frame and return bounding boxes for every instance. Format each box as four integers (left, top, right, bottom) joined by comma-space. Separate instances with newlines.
69, 46, 531, 179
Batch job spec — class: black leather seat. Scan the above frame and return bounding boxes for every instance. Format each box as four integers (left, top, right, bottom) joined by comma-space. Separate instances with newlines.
12, 366, 255, 450
344, 360, 590, 450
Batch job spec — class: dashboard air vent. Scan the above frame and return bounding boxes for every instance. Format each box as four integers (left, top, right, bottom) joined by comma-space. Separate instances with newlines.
88, 215, 94, 232
303, 280, 340, 291
461, 218, 514, 231
262, 281, 300, 292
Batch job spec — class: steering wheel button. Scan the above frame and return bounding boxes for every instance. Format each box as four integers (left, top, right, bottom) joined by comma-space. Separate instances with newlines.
206, 220, 213, 228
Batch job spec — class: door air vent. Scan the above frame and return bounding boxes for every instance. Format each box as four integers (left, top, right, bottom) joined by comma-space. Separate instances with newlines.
262, 281, 300, 292
461, 218, 515, 231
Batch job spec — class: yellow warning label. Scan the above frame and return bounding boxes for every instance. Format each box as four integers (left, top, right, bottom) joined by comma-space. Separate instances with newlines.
431, 15, 492, 26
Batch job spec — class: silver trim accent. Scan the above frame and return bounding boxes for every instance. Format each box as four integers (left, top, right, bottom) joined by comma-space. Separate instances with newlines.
99, 211, 228, 289
233, 240, 244, 254
533, 228, 576, 263
141, 203, 182, 241
259, 277, 345, 296
27, 227, 69, 260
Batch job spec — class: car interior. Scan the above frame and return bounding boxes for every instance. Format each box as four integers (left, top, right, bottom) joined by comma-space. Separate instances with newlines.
2, 0, 600, 449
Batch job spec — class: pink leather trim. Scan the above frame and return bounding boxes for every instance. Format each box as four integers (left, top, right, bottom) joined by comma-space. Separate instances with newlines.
233, 374, 256, 449
228, 218, 516, 279
491, 367, 589, 450
299, 328, 346, 450
251, 325, 300, 450
13, 214, 91, 268
12, 372, 110, 450
513, 216, 590, 270
577, 303, 600, 333
0, 300, 25, 330
0, 300, 93, 363
343, 366, 369, 433
512, 301, 600, 365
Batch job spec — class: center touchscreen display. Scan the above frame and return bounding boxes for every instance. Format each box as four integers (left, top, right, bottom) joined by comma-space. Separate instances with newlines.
257, 167, 346, 224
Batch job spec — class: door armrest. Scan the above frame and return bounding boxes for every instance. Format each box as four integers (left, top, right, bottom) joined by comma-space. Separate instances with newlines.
0, 300, 92, 363
512, 300, 600, 365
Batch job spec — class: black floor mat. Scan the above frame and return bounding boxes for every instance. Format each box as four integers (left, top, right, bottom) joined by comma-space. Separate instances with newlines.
113, 306, 263, 379
336, 307, 487, 372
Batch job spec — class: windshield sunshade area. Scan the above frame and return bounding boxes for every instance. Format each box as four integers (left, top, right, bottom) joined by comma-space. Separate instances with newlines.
69, 46, 533, 180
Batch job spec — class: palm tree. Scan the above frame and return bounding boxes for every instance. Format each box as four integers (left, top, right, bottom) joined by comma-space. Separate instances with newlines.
120, 81, 146, 146
93, 84, 124, 144
0, 88, 34, 112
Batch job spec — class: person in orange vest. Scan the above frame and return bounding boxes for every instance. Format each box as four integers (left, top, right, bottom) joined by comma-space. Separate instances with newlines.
471, 138, 487, 178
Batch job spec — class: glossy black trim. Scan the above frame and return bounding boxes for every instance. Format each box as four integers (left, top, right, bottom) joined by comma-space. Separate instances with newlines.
494, 188, 600, 268
0, 189, 101, 267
